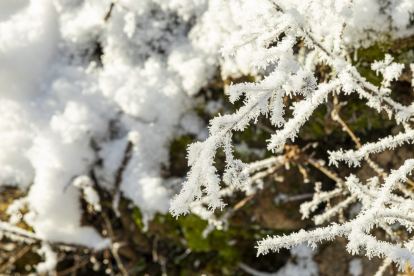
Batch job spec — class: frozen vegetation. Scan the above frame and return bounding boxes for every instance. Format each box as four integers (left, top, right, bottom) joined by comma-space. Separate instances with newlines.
1, 0, 414, 275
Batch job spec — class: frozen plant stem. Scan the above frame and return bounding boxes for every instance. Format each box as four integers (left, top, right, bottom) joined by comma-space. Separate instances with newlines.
171, 0, 414, 272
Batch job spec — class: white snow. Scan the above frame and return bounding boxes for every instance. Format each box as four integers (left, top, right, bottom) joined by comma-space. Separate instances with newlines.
349, 258, 363, 276
2, 0, 414, 273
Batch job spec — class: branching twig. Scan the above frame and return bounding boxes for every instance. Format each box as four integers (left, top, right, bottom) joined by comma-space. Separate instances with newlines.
0, 245, 30, 273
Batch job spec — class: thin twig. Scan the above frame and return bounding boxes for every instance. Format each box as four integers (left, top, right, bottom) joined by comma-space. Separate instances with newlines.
152, 237, 159, 262
331, 96, 385, 178
0, 245, 30, 273
104, 3, 115, 21
114, 141, 133, 194
271, 0, 414, 118
102, 212, 128, 276
57, 258, 90, 276
257, 120, 276, 134
306, 156, 345, 186
233, 194, 255, 211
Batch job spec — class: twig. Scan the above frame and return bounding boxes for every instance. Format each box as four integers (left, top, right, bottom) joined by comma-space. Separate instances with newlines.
0, 245, 30, 273
406, 179, 414, 187
102, 212, 128, 276
57, 258, 90, 276
257, 120, 276, 134
111, 140, 133, 216
103, 1, 132, 21
104, 3, 115, 21
331, 96, 386, 178
233, 194, 255, 211
305, 156, 345, 186
0, 222, 85, 252
114, 141, 133, 194
152, 237, 159, 262
271, 0, 414, 119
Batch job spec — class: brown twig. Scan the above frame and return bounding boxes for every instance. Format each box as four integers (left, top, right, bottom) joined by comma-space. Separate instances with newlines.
257, 119, 276, 134
332, 97, 386, 178
0, 245, 30, 273
331, 91, 414, 193
103, 1, 132, 22
114, 141, 133, 194
305, 156, 345, 186
406, 179, 414, 187
102, 212, 128, 276
233, 194, 255, 211
57, 258, 90, 276
104, 3, 115, 21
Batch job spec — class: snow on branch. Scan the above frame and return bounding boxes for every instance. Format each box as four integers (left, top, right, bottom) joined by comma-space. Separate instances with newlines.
170, 78, 281, 216
258, 159, 414, 269
268, 80, 341, 151
272, 1, 414, 122
170, 1, 414, 270
171, 62, 319, 216
329, 130, 414, 167
2, 0, 414, 273
299, 183, 344, 220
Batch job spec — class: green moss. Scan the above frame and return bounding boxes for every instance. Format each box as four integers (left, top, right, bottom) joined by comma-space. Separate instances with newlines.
179, 215, 210, 251
149, 210, 268, 274
179, 269, 198, 276
133, 207, 144, 231
354, 38, 414, 86
131, 257, 147, 274
355, 41, 394, 63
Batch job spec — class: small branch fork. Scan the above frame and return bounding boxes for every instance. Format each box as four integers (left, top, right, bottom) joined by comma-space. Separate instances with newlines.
331, 94, 414, 188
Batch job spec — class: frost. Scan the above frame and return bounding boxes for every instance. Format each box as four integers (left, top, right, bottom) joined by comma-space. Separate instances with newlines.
170, 0, 414, 273
2, 0, 414, 273
239, 243, 318, 276
0, 0, 251, 268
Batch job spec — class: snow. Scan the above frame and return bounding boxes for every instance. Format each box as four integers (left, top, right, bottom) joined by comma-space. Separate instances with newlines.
349, 258, 362, 276
169, 0, 414, 273
36, 243, 58, 274
0, 0, 240, 260
2, 0, 414, 273
73, 175, 101, 212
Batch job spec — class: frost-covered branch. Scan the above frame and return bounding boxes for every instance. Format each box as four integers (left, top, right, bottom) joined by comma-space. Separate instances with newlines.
259, 159, 414, 269
313, 194, 357, 225
268, 80, 341, 151
329, 130, 414, 167
272, 1, 414, 122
